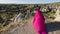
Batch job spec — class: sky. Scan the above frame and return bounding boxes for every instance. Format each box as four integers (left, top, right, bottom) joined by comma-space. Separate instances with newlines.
0, 0, 60, 4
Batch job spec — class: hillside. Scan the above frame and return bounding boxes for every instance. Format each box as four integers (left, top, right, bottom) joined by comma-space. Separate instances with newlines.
0, 2, 60, 34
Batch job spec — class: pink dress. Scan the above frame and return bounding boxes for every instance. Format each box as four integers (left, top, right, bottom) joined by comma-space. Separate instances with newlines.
33, 9, 48, 34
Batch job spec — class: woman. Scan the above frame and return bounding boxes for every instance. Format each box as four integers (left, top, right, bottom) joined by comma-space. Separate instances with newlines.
33, 7, 48, 34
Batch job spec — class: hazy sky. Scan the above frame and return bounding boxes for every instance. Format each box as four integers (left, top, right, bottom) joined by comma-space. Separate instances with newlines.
0, 0, 60, 4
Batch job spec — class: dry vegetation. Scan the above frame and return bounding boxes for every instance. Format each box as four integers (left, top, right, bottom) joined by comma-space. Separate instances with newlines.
0, 2, 60, 32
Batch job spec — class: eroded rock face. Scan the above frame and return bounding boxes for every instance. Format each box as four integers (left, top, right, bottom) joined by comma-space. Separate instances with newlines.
54, 6, 60, 21
14, 13, 25, 25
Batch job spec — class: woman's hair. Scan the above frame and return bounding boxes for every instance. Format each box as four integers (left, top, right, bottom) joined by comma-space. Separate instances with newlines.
34, 5, 40, 10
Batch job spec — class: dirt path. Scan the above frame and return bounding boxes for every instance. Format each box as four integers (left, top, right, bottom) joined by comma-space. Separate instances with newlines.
1, 18, 60, 34
1, 18, 37, 34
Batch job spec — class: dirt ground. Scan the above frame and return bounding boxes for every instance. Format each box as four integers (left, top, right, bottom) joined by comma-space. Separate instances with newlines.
0, 18, 60, 34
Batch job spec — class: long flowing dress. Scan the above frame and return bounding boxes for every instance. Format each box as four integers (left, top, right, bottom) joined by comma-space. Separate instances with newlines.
33, 9, 48, 34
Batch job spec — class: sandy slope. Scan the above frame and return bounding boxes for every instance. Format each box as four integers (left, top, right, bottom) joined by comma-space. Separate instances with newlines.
0, 18, 37, 34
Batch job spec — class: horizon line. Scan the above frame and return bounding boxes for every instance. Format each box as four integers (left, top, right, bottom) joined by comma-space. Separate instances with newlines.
0, 2, 60, 4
